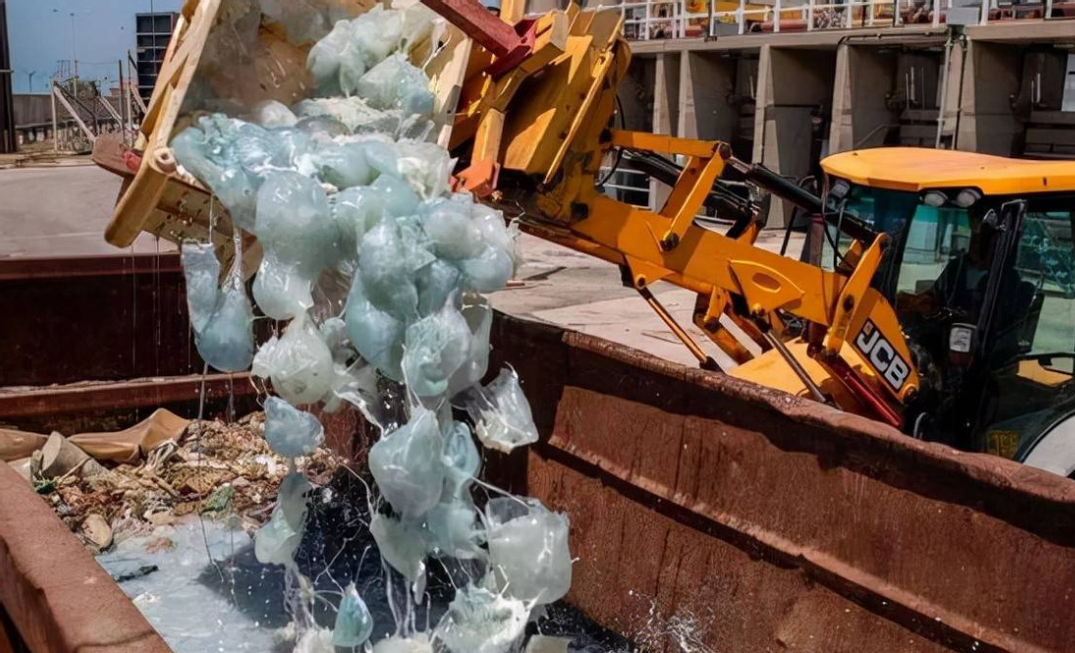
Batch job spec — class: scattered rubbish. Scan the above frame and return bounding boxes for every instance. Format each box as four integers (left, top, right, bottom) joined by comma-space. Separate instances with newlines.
35, 411, 341, 548
40, 432, 107, 480
0, 428, 48, 462
81, 513, 113, 550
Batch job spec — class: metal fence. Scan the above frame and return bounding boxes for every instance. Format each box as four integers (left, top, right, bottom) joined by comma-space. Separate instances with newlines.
600, 0, 1065, 39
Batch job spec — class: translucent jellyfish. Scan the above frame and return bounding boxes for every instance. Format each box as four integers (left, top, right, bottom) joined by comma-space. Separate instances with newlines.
332, 583, 374, 648
255, 471, 310, 568
460, 244, 515, 293
263, 396, 325, 459
349, 6, 406, 69
344, 277, 405, 380
294, 97, 401, 135
332, 186, 388, 257
441, 421, 480, 502
180, 242, 220, 334
252, 313, 335, 406
307, 18, 355, 95
420, 197, 483, 260
524, 636, 573, 653
472, 203, 514, 253
254, 171, 337, 273
357, 217, 429, 320
254, 506, 302, 567
196, 284, 254, 373
446, 298, 493, 397
312, 141, 373, 190
464, 367, 539, 453
415, 259, 462, 317
396, 141, 451, 200
369, 513, 427, 587
371, 174, 420, 217
368, 408, 445, 519
356, 54, 434, 115
372, 633, 434, 653
422, 500, 483, 561
485, 498, 572, 605
252, 253, 314, 321
249, 99, 297, 128
434, 585, 529, 653
171, 122, 258, 231
363, 140, 400, 179
401, 302, 472, 398
294, 627, 335, 653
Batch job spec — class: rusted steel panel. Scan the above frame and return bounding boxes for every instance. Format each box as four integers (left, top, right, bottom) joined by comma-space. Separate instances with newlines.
487, 313, 1075, 653
0, 374, 257, 435
0, 253, 201, 386
0, 462, 171, 653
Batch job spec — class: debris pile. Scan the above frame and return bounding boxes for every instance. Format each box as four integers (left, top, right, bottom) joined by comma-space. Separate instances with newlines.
14, 411, 342, 552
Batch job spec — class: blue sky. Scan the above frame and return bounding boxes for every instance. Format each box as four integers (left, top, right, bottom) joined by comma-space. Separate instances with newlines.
7, 0, 183, 94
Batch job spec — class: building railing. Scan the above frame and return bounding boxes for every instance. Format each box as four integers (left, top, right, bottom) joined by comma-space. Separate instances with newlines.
599, 0, 1069, 39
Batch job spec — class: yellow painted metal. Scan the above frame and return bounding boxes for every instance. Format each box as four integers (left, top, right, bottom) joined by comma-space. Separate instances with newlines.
823, 147, 1075, 194
823, 233, 887, 356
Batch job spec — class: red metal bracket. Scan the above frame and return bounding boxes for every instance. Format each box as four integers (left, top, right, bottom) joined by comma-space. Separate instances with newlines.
420, 0, 535, 77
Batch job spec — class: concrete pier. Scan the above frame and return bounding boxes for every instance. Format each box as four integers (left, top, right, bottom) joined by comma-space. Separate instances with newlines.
557, 3, 1075, 225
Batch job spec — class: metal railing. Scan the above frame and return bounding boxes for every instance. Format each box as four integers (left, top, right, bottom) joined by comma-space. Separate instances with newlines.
597, 0, 1067, 39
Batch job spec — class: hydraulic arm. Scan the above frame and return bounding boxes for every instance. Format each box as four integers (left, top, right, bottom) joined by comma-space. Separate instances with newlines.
420, 0, 919, 426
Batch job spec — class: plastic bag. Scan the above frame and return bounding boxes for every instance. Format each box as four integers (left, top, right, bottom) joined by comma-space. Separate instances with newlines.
368, 408, 445, 519
181, 242, 220, 334
252, 313, 335, 406
263, 396, 325, 458
464, 367, 538, 452
484, 497, 572, 605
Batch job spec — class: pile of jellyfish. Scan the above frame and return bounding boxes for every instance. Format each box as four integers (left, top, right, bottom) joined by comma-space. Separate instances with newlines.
175, 2, 570, 651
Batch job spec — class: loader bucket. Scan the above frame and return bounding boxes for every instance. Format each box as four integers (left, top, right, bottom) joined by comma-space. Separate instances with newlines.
95, 0, 472, 272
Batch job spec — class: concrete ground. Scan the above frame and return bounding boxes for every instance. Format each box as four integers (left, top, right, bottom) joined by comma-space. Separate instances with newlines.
0, 159, 165, 258
0, 163, 803, 369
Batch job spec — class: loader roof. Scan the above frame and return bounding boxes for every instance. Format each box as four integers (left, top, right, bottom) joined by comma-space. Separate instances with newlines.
821, 147, 1075, 195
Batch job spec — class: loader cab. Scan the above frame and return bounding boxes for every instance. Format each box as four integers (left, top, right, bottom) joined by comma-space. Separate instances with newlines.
819, 148, 1075, 476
